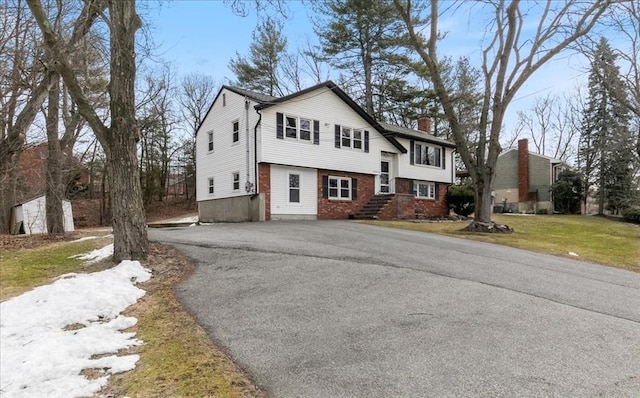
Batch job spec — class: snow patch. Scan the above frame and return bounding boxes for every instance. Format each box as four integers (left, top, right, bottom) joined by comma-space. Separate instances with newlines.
0, 261, 151, 398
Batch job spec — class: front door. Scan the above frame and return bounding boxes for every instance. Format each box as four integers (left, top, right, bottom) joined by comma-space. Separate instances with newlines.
380, 160, 390, 193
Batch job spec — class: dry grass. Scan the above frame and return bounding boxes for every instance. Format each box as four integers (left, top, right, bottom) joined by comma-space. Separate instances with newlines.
97, 244, 264, 398
363, 214, 640, 272
2, 235, 262, 397
0, 235, 114, 301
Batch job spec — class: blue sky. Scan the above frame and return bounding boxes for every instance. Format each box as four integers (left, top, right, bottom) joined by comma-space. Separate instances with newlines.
146, 1, 600, 134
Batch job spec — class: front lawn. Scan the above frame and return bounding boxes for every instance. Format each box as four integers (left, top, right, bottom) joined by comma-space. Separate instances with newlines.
363, 215, 640, 272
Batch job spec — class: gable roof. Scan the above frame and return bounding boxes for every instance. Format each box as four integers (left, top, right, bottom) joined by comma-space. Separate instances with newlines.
256, 81, 456, 152
198, 81, 456, 152
224, 85, 277, 103
499, 147, 567, 165
196, 85, 277, 135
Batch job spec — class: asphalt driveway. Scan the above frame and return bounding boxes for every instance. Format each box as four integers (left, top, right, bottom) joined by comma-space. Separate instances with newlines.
149, 221, 640, 397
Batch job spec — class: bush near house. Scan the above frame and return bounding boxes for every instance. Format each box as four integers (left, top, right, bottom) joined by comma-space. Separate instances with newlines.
622, 208, 640, 223
447, 184, 475, 217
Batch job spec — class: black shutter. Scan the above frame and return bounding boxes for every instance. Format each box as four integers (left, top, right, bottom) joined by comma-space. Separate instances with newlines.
313, 120, 320, 145
435, 183, 440, 200
334, 125, 341, 148
364, 131, 369, 153
442, 147, 446, 169
410, 140, 415, 165
351, 178, 358, 200
322, 175, 329, 198
276, 112, 284, 139
409, 180, 414, 196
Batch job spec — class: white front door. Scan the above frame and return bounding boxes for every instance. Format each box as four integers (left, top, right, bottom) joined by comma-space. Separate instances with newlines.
378, 152, 395, 194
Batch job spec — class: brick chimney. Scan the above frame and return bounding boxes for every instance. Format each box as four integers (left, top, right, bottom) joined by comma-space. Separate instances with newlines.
518, 139, 529, 202
417, 116, 431, 134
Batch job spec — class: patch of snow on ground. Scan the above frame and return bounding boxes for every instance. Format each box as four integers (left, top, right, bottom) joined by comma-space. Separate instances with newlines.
175, 215, 198, 223
0, 260, 151, 398
72, 243, 114, 264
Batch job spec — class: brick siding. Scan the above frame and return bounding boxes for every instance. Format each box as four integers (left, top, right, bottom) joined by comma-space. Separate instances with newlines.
317, 170, 375, 219
258, 163, 271, 221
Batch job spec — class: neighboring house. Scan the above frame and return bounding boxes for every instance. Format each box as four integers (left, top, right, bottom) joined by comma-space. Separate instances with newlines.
493, 139, 569, 213
196, 81, 456, 222
11, 196, 75, 235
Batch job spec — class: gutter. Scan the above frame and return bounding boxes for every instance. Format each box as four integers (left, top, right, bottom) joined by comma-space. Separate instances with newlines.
253, 107, 262, 194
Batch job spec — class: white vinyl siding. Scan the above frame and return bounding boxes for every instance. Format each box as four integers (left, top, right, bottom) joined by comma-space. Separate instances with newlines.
258, 87, 397, 174
396, 137, 453, 183
271, 165, 317, 217
196, 88, 258, 201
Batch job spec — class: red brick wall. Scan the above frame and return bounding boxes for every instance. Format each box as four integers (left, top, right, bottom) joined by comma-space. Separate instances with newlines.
317, 170, 375, 219
258, 163, 271, 221
388, 178, 449, 219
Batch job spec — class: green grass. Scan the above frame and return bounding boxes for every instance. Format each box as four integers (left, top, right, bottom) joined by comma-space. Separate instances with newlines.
0, 238, 112, 300
363, 215, 640, 271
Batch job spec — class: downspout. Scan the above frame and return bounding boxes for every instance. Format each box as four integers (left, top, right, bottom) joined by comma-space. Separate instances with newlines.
244, 98, 252, 193
253, 107, 262, 194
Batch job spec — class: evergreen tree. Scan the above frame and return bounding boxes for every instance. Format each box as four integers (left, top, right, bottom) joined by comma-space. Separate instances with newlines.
229, 18, 287, 96
551, 170, 584, 214
579, 37, 634, 214
314, 0, 419, 118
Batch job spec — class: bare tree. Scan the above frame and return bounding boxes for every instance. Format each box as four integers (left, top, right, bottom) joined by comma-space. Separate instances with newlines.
28, 0, 148, 261
395, 0, 615, 227
178, 72, 217, 201
0, 0, 99, 234
513, 93, 581, 163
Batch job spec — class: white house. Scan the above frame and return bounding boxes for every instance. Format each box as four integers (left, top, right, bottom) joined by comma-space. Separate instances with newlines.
12, 196, 75, 234
196, 81, 456, 222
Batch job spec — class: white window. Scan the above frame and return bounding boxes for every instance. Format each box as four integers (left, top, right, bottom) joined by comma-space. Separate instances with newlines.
414, 143, 442, 167
329, 176, 351, 200
232, 120, 239, 143
232, 172, 240, 190
285, 116, 297, 139
284, 115, 312, 141
341, 127, 351, 147
208, 177, 214, 195
299, 118, 311, 141
353, 130, 363, 149
289, 173, 300, 203
413, 181, 435, 199
341, 126, 363, 151
207, 131, 214, 152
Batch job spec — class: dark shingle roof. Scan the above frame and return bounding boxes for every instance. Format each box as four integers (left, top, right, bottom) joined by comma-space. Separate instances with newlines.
224, 85, 277, 103
379, 122, 456, 148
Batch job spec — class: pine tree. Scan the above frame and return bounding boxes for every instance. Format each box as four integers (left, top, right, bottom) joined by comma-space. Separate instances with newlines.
229, 18, 287, 96
314, 0, 417, 117
579, 37, 634, 214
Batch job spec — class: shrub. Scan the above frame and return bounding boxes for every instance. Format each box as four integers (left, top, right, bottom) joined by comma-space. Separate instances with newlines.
447, 184, 475, 217
622, 208, 640, 223
536, 208, 549, 215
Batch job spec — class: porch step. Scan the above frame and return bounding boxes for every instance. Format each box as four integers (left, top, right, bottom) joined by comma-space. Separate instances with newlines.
354, 194, 394, 220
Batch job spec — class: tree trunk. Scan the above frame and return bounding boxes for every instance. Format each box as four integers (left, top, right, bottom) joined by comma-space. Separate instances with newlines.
474, 173, 494, 223
107, 0, 148, 262
45, 73, 65, 235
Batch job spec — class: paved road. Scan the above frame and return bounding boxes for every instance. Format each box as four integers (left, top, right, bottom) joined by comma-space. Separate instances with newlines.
150, 221, 640, 397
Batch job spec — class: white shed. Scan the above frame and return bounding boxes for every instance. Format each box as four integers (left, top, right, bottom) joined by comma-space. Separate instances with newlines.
12, 196, 75, 235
